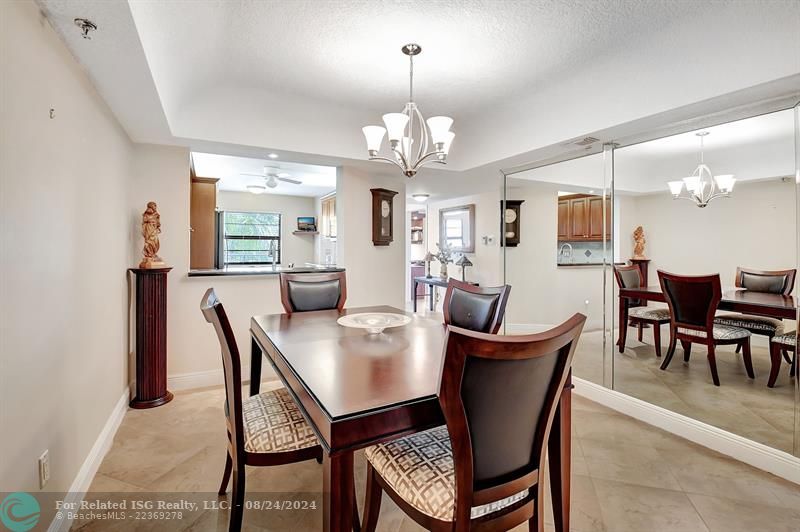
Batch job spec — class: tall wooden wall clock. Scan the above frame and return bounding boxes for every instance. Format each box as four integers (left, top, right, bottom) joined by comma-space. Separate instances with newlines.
501, 200, 524, 247
370, 188, 398, 246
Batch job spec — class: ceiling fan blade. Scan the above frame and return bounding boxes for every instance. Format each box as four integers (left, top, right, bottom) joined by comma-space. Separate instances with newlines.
277, 177, 302, 185
241, 172, 266, 177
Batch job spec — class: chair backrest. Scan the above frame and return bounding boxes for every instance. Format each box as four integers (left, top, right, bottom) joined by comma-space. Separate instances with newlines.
442, 278, 511, 334
200, 288, 246, 463
438, 314, 586, 524
658, 270, 721, 334
735, 267, 796, 296
279, 271, 347, 314
614, 264, 643, 290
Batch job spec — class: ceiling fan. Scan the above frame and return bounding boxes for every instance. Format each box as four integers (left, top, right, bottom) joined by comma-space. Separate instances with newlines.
242, 165, 301, 194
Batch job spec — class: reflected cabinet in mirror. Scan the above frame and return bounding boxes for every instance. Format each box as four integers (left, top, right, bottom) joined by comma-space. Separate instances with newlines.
439, 204, 475, 253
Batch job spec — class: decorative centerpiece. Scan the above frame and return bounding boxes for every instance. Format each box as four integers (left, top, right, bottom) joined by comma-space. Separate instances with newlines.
633, 226, 646, 259
435, 242, 453, 278
455, 254, 473, 282
423, 251, 435, 278
337, 312, 412, 334
139, 201, 166, 268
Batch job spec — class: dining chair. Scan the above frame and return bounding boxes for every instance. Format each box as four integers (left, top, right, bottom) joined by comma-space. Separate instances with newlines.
613, 265, 671, 356
714, 267, 796, 352
360, 313, 586, 532
442, 278, 511, 333
279, 271, 347, 314
657, 271, 754, 386
768, 330, 797, 388
201, 288, 324, 532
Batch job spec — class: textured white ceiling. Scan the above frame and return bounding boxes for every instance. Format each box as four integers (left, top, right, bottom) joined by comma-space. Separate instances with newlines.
192, 153, 336, 197
36, 0, 800, 178
126, 0, 705, 120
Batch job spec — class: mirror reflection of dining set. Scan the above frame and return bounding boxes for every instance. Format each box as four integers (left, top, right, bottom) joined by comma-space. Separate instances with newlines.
200, 273, 586, 532
616, 266, 797, 387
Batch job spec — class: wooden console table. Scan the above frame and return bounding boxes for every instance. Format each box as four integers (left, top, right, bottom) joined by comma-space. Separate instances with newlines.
129, 267, 173, 409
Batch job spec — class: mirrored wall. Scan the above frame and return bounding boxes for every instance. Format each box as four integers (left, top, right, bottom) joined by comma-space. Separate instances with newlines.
504, 104, 800, 456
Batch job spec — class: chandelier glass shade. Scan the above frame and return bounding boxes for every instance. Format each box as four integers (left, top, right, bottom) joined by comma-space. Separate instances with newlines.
667, 131, 735, 208
362, 44, 454, 178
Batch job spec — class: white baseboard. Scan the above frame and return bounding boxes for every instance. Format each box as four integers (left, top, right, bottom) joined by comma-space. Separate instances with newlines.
573, 377, 800, 485
48, 388, 130, 532
167, 366, 251, 391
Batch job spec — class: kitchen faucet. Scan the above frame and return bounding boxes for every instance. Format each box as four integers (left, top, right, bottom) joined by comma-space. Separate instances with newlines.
558, 243, 574, 264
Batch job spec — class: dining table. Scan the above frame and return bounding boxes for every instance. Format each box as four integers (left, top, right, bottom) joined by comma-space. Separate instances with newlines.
618, 286, 797, 381
249, 305, 574, 532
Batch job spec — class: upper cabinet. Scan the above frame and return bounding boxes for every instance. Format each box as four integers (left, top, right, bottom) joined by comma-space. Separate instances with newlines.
321, 195, 336, 238
557, 194, 610, 242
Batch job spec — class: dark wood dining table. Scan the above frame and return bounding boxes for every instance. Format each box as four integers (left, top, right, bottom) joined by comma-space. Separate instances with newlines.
618, 286, 797, 378
249, 305, 573, 532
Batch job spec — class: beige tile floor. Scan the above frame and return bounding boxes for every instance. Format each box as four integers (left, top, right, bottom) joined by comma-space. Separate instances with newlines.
571, 328, 797, 452
73, 382, 800, 532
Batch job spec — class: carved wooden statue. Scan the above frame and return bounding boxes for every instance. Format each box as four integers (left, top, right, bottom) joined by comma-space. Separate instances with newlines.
139, 201, 166, 268
633, 225, 646, 259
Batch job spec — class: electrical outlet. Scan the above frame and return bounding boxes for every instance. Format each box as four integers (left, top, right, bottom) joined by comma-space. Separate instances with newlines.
38, 450, 50, 488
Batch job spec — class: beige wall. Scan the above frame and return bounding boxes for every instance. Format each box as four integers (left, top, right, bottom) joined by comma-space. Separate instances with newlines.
426, 190, 504, 288
336, 166, 406, 309
1, 0, 133, 492
217, 191, 316, 267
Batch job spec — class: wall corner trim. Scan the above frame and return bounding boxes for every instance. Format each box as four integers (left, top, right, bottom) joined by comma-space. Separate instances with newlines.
48, 388, 130, 532
573, 377, 800, 485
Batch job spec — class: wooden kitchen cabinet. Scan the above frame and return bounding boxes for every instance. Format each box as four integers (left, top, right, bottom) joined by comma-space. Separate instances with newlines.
558, 194, 611, 242
557, 200, 570, 239
190, 177, 219, 269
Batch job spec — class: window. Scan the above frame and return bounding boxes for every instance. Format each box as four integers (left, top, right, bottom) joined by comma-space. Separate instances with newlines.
445, 218, 463, 248
321, 195, 336, 238
221, 211, 281, 265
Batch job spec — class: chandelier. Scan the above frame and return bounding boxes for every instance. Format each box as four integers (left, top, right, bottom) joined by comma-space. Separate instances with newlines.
362, 44, 454, 178
667, 131, 735, 208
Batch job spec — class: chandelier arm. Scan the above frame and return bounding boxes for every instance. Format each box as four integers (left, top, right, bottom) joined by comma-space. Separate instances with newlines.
413, 105, 427, 165
411, 150, 443, 170
369, 155, 412, 172
392, 145, 411, 170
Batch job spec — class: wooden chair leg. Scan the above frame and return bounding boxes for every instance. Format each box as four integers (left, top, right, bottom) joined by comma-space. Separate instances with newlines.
229, 466, 245, 532
735, 343, 742, 354
653, 323, 662, 358
741, 339, 755, 379
660, 332, 678, 371
782, 348, 792, 364
681, 340, 692, 362
768, 341, 782, 388
637, 323, 644, 343
708, 343, 720, 386
218, 451, 233, 495
361, 462, 382, 532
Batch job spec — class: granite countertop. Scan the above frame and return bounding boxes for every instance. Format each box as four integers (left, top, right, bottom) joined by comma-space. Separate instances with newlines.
188, 265, 344, 277
557, 262, 625, 268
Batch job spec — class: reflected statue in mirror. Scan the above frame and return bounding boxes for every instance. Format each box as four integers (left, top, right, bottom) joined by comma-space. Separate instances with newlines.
633, 225, 646, 259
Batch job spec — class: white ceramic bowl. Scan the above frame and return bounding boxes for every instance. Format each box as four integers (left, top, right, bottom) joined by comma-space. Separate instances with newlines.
337, 312, 411, 334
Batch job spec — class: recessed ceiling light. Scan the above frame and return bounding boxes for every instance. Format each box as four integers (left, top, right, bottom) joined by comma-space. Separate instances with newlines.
277, 172, 290, 178
411, 193, 430, 202
268, 153, 279, 159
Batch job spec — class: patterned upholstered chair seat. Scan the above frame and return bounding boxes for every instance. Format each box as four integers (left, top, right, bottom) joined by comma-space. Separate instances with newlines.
234, 388, 318, 453
678, 325, 750, 341
629, 307, 671, 321
772, 331, 797, 347
713, 314, 785, 336
364, 425, 527, 521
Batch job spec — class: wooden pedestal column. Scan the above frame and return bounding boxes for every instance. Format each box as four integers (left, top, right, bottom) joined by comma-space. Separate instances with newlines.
629, 258, 651, 286
129, 267, 173, 409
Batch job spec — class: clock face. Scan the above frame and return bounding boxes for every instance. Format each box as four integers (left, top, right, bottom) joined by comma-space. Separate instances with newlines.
504, 208, 517, 224
381, 200, 391, 218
